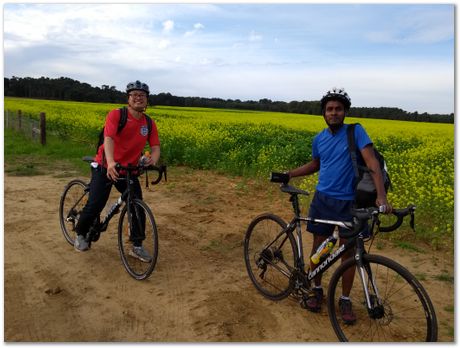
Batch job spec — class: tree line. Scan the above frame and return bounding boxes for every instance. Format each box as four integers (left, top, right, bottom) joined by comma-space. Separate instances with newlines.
4, 76, 453, 123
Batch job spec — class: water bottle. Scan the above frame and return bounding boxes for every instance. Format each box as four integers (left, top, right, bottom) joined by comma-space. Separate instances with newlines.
310, 230, 339, 265
140, 151, 151, 166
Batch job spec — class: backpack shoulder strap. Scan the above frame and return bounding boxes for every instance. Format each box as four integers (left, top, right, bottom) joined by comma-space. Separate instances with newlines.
144, 113, 153, 138
116, 107, 152, 139
347, 123, 360, 178
117, 107, 128, 133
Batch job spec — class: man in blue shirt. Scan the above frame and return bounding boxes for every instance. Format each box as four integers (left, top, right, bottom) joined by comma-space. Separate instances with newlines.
287, 87, 391, 324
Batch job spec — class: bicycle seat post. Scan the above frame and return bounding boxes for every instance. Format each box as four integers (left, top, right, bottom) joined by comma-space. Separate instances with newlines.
289, 192, 308, 273
289, 192, 301, 218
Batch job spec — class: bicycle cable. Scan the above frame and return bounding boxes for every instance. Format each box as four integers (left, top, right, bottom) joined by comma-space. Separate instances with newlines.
365, 215, 379, 253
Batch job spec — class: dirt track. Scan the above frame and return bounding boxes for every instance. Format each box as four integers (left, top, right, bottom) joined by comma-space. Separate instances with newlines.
4, 166, 454, 342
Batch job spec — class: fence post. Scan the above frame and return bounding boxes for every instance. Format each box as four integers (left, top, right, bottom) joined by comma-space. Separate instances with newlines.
18, 110, 22, 130
40, 112, 46, 145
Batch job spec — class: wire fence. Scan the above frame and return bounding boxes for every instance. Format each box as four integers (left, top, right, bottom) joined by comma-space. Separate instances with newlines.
5, 110, 46, 145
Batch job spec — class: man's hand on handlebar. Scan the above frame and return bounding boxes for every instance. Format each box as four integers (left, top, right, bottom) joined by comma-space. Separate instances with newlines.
107, 160, 119, 182
376, 195, 392, 214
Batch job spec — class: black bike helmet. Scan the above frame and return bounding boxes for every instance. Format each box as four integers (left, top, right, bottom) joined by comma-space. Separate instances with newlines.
126, 80, 150, 95
320, 87, 351, 113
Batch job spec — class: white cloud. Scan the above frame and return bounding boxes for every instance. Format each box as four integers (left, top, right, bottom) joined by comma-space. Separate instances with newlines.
162, 20, 174, 34
157, 59, 453, 114
158, 39, 172, 49
249, 30, 263, 42
4, 4, 155, 53
3, 3, 454, 114
365, 7, 453, 44
184, 22, 205, 37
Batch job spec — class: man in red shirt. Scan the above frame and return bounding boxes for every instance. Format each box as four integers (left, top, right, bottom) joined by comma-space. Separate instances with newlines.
74, 80, 160, 262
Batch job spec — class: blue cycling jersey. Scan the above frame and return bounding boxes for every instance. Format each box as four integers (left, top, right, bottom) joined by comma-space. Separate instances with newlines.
312, 124, 371, 200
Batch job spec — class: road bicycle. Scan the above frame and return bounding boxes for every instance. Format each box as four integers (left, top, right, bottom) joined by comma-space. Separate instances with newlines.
59, 157, 167, 280
243, 172, 437, 342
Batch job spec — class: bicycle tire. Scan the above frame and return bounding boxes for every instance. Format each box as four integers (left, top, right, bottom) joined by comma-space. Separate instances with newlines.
327, 254, 437, 342
59, 179, 89, 246
118, 198, 158, 280
244, 213, 298, 300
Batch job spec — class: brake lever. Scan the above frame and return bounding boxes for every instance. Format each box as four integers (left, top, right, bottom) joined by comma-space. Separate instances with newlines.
410, 210, 415, 231
163, 165, 167, 182
150, 165, 167, 185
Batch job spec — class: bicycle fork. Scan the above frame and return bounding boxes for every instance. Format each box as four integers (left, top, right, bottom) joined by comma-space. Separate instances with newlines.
354, 242, 385, 319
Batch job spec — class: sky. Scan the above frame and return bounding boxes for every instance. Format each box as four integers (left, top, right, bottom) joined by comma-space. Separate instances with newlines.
3, 2, 455, 115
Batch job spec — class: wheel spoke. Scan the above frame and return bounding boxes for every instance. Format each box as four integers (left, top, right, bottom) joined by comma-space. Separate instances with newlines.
327, 254, 437, 342
244, 214, 296, 301
59, 180, 88, 246
118, 199, 158, 280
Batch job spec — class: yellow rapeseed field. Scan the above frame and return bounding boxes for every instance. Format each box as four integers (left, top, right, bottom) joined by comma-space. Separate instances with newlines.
5, 98, 454, 245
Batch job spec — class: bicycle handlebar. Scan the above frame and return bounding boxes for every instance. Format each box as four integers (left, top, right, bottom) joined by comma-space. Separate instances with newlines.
340, 204, 416, 239
82, 157, 167, 185
351, 205, 416, 230
270, 171, 416, 237
375, 204, 416, 232
146, 164, 167, 185
115, 163, 167, 185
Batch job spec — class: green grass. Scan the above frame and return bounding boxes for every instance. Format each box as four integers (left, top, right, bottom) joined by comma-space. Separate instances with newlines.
434, 273, 454, 284
446, 326, 454, 339
4, 128, 93, 176
414, 273, 427, 281
394, 241, 421, 252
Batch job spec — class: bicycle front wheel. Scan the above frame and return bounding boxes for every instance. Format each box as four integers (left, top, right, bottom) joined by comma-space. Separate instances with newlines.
59, 179, 89, 246
327, 254, 437, 342
244, 213, 297, 301
118, 199, 158, 280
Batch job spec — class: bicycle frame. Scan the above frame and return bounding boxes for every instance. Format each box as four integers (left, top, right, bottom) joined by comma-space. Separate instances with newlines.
275, 192, 380, 311
95, 169, 139, 235
246, 176, 437, 341
64, 168, 141, 244
97, 188, 127, 233
67, 161, 165, 242
282, 215, 358, 281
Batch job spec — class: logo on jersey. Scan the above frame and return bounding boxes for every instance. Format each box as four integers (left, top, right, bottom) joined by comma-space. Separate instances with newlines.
140, 125, 149, 137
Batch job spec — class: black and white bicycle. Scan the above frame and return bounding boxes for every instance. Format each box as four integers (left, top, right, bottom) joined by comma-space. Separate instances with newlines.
59, 157, 167, 280
244, 172, 437, 342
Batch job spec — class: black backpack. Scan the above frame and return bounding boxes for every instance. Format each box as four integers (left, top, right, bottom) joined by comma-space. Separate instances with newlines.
96, 106, 153, 153
347, 123, 391, 208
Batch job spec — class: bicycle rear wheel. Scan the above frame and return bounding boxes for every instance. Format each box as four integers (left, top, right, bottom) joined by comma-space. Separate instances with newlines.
118, 199, 158, 280
59, 179, 89, 246
327, 254, 437, 342
244, 213, 297, 300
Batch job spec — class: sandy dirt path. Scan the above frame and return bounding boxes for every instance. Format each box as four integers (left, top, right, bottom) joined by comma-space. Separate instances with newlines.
4, 166, 454, 342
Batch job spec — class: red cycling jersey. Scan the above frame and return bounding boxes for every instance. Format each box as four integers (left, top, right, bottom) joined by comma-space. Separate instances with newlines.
95, 108, 160, 167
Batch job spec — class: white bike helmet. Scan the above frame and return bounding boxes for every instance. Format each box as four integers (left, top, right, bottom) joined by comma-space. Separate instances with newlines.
320, 87, 351, 112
